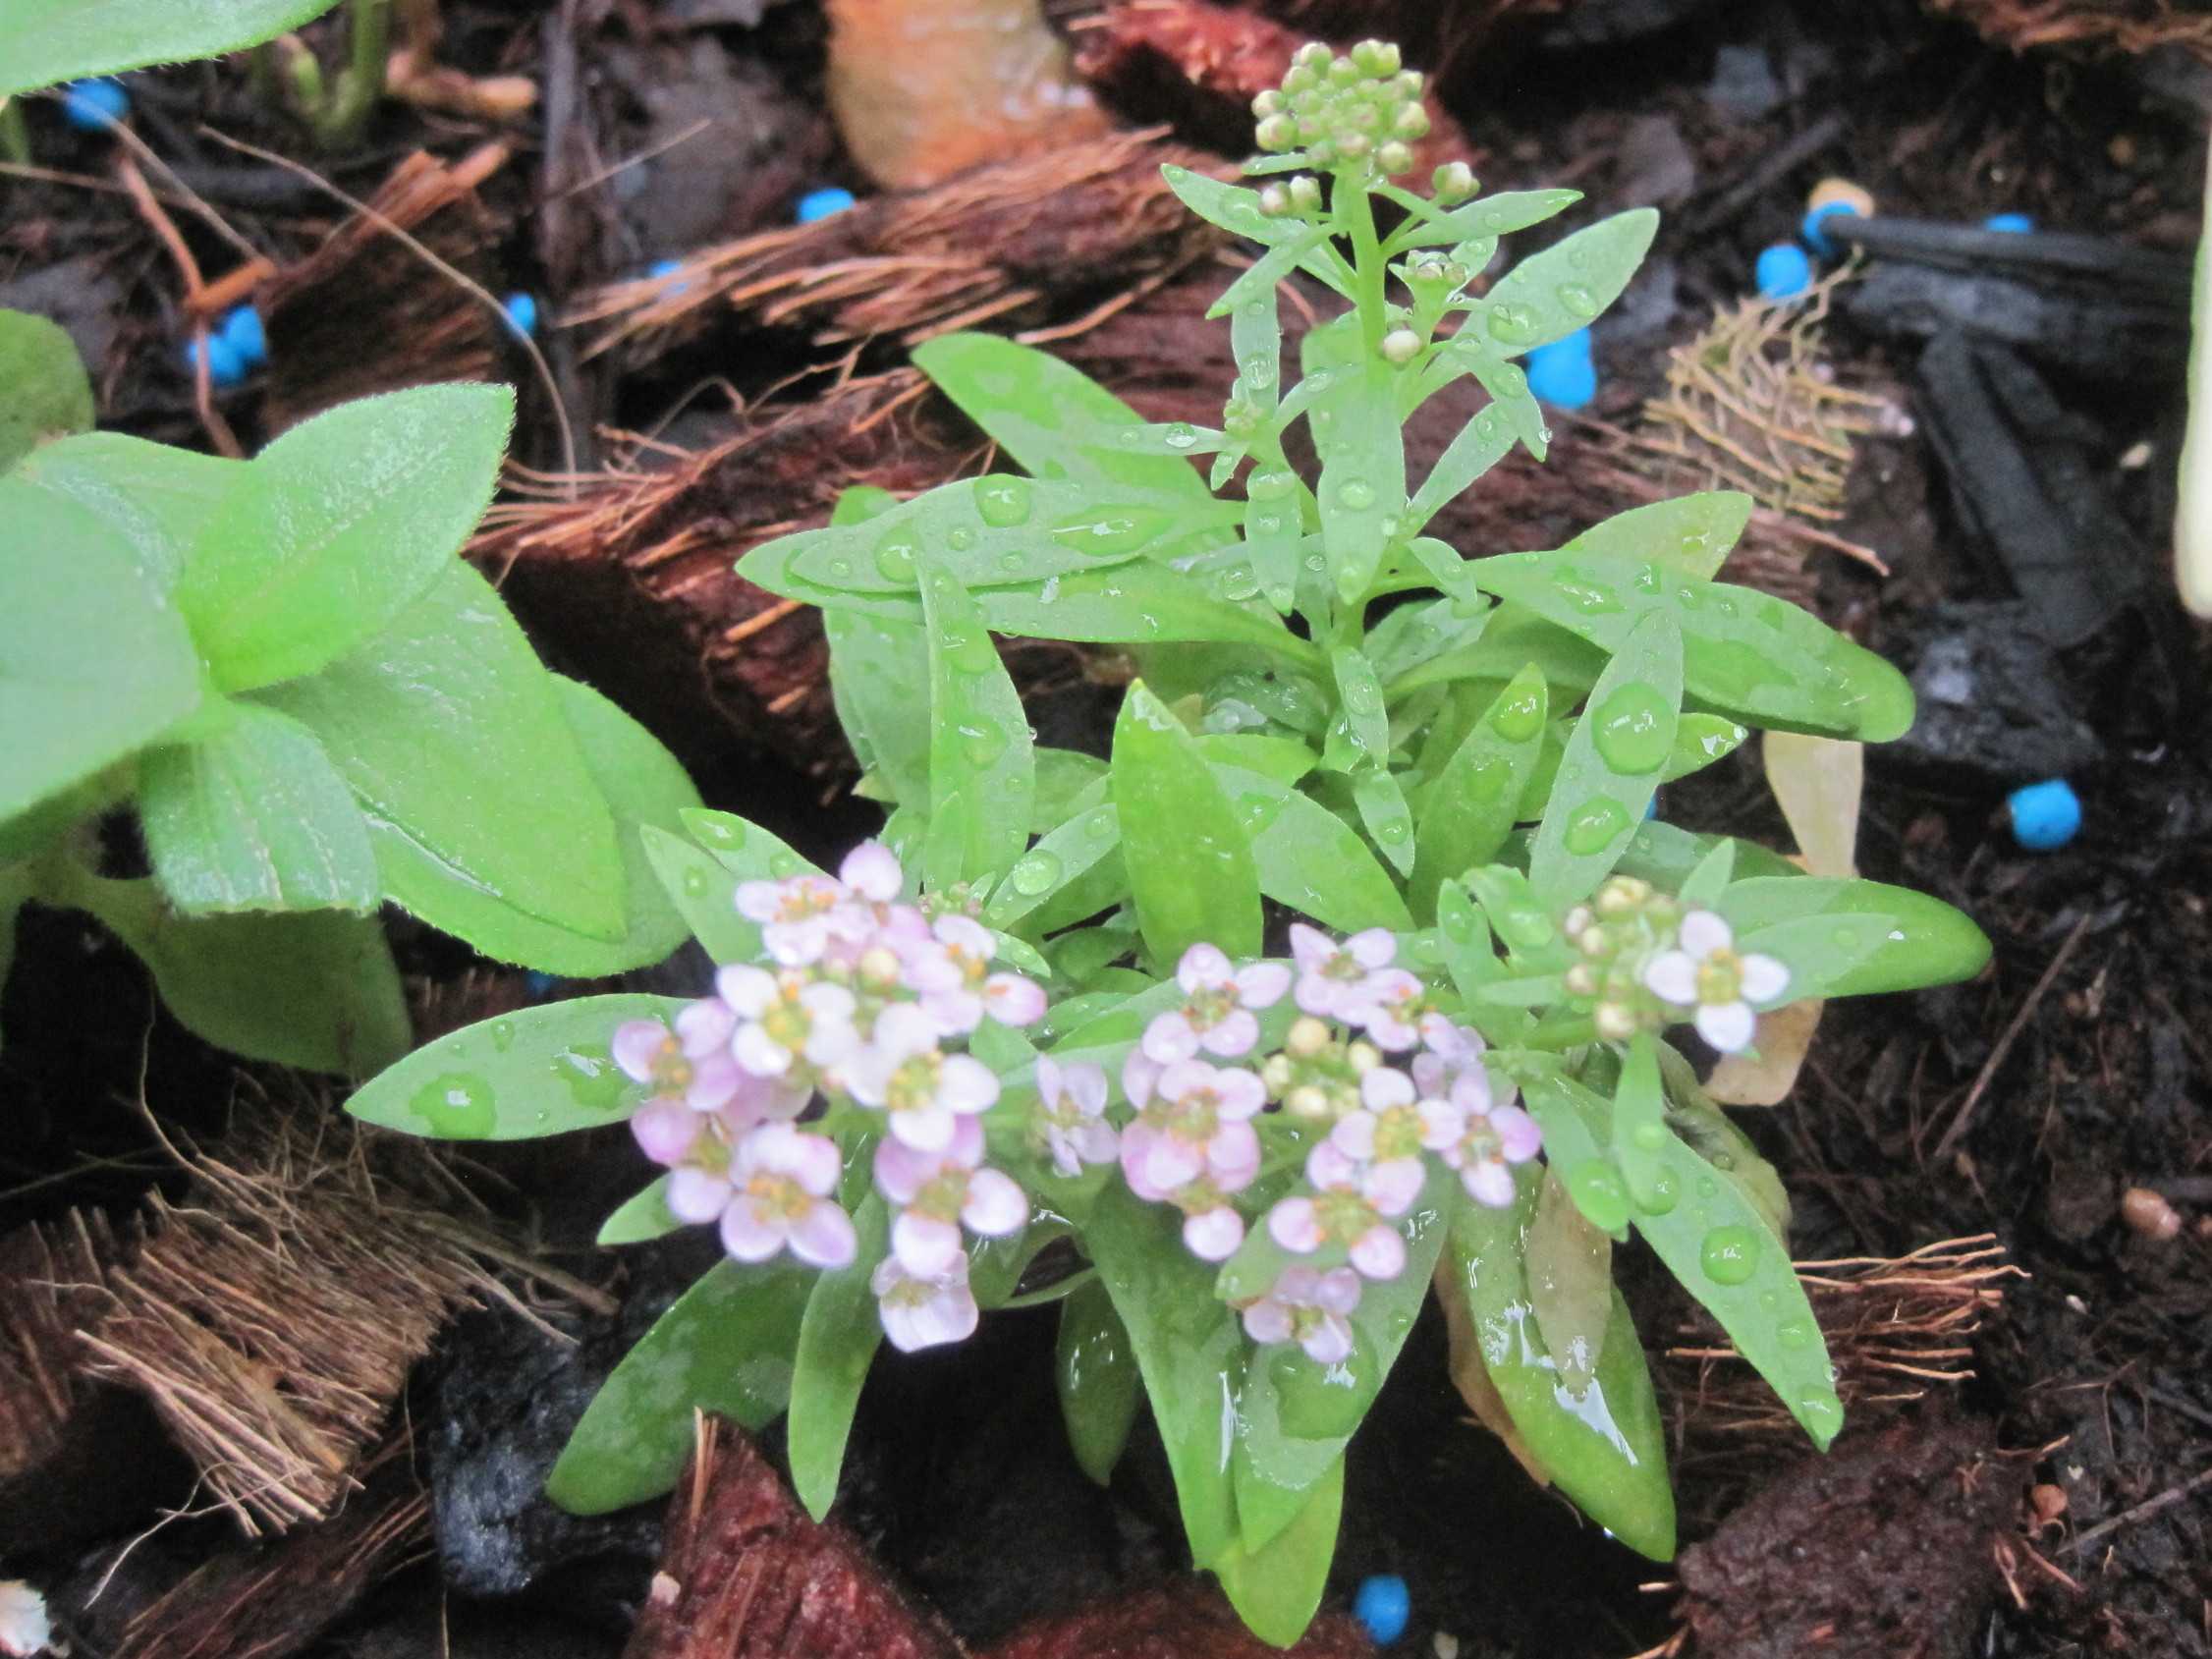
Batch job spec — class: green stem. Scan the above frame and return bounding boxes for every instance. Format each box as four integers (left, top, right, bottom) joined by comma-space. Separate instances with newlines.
1340, 174, 1387, 358
313, 0, 391, 150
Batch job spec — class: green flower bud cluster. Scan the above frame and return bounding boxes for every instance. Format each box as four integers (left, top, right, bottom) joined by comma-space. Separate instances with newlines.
1252, 38, 1430, 180
1560, 876, 1683, 1042
1222, 390, 1266, 439
1261, 1015, 1381, 1122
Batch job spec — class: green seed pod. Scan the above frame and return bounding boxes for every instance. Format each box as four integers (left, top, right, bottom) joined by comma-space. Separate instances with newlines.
1433, 160, 1476, 202
1377, 139, 1414, 176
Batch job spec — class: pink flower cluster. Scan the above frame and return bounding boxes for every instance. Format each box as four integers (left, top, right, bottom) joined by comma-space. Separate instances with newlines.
613, 842, 1045, 1351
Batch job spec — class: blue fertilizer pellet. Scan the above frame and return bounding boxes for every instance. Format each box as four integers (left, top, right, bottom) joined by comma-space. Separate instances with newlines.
1755, 242, 1812, 300
797, 187, 857, 223
502, 292, 539, 338
1983, 211, 2034, 234
2007, 779, 2080, 851
220, 304, 267, 367
183, 332, 248, 388
61, 79, 129, 131
1526, 328, 1596, 410
1354, 1575, 1410, 1644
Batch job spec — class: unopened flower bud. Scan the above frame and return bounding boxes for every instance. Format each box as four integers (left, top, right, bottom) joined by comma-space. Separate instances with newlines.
1287, 1015, 1333, 1058
1308, 138, 1337, 168
1595, 876, 1649, 916
1287, 1083, 1330, 1119
1433, 161, 1476, 202
1258, 182, 1293, 217
1352, 39, 1401, 77
1565, 963, 1599, 997
1295, 42, 1333, 72
1262, 1053, 1295, 1092
1564, 906, 1594, 938
1377, 139, 1414, 176
1327, 55, 1360, 87
1577, 925, 1610, 957
1594, 1001, 1639, 1041
1289, 173, 1323, 212
1347, 1040, 1381, 1074
1252, 89, 1284, 120
1381, 326, 1422, 363
1336, 131, 1371, 161
1256, 114, 1298, 153
1393, 103, 1430, 139
1283, 66, 1318, 96
1394, 70, 1425, 98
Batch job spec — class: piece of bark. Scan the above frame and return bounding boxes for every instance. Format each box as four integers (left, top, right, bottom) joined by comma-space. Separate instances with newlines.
984, 1582, 1373, 1659
623, 1418, 964, 1659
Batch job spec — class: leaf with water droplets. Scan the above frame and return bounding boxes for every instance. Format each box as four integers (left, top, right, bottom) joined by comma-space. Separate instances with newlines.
1366, 594, 1490, 692
1113, 681, 1261, 964
1566, 492, 1752, 581
1410, 666, 1547, 922
981, 783, 1119, 931
1351, 766, 1416, 877
1407, 398, 1520, 535
1529, 609, 1683, 909
1526, 1168, 1614, 1396
1157, 165, 1354, 298
1210, 762, 1410, 933
1304, 317, 1407, 607
1465, 351, 1548, 463
920, 561, 1033, 891
1663, 713, 1749, 783
1605, 821, 1805, 892
345, 991, 686, 1140
548, 1258, 813, 1515
639, 824, 755, 963
1455, 208, 1658, 359
823, 483, 934, 810
2, 0, 353, 96
1390, 187, 1584, 253
1717, 876, 1991, 998
1326, 646, 1391, 765
1057, 1278, 1142, 1486
1609, 1033, 1671, 1215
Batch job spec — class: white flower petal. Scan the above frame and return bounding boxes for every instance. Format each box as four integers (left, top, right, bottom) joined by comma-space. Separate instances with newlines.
961, 1169, 1028, 1237
1739, 953, 1791, 1003
1183, 1206, 1245, 1261
893, 1210, 964, 1276
1177, 942, 1234, 993
1679, 909, 1734, 958
1695, 999, 1757, 1054
791, 1200, 858, 1269
719, 1199, 787, 1261
1641, 949, 1699, 1006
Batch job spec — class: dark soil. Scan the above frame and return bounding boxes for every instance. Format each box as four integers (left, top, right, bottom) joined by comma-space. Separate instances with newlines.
5, 1, 2212, 1656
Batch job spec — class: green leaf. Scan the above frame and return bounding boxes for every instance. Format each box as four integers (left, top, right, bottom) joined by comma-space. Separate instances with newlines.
547, 1259, 811, 1514
1457, 208, 1658, 358
919, 561, 1033, 890
1408, 399, 1519, 533
0, 0, 343, 94
1396, 188, 1582, 251
1056, 1277, 1142, 1486
982, 790, 1120, 932
1114, 682, 1260, 964
1305, 321, 1405, 605
1608, 1034, 1671, 1219
1350, 767, 1415, 877
637, 824, 754, 963
1663, 713, 1749, 782
1717, 876, 1992, 997
1566, 492, 1751, 581
1445, 1168, 1676, 1559
1158, 164, 1352, 297
10, 431, 237, 595
1465, 351, 1550, 463
682, 807, 824, 881
826, 608, 932, 809
789, 1194, 888, 1521
0, 483, 202, 822
1032, 748, 1109, 829
911, 331, 1216, 505
344, 993, 682, 1139
1410, 666, 1547, 920
358, 676, 697, 974
181, 385, 514, 692
138, 698, 378, 913
72, 869, 406, 1076
1528, 609, 1683, 910
1213, 1458, 1342, 1649
0, 308, 92, 472
257, 561, 626, 942
1083, 1182, 1244, 1567
1327, 646, 1390, 767
595, 1176, 681, 1245
1605, 821, 1804, 890
1469, 549, 1915, 743
1210, 763, 1410, 933
1525, 1170, 1613, 1395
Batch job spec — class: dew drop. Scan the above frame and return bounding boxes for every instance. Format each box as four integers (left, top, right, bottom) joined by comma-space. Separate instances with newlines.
1699, 1225, 1761, 1286
1164, 421, 1199, 452
489, 1020, 517, 1053
1636, 1165, 1680, 1214
1557, 283, 1599, 319
1484, 302, 1540, 346
1010, 850, 1063, 895
1567, 1162, 1631, 1233
1051, 507, 1168, 558
1242, 354, 1277, 390
1489, 685, 1545, 742
827, 557, 855, 580
698, 816, 743, 848
1590, 683, 1674, 775
1778, 1318, 1814, 1351
1336, 478, 1377, 511
412, 1072, 496, 1136
1486, 360, 1527, 397
947, 525, 976, 552
976, 477, 1032, 527
770, 851, 802, 877
1797, 1389, 1845, 1442
1563, 797, 1631, 855
681, 867, 710, 898
873, 528, 920, 583
960, 720, 1008, 765
1631, 1121, 1666, 1151
1377, 817, 1409, 842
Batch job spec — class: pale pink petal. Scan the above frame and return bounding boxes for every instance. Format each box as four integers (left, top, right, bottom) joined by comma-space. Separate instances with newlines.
632, 1101, 701, 1165
733, 880, 783, 923
1300, 1314, 1355, 1365
1269, 1196, 1324, 1252
1365, 1156, 1426, 1216
685, 1053, 743, 1112
1347, 928, 1398, 969
1492, 1104, 1542, 1162
1463, 1160, 1518, 1208
840, 841, 904, 901
1695, 999, 1757, 1054
802, 1016, 861, 1071
938, 1054, 1001, 1114
961, 1169, 1028, 1237
934, 913, 996, 959
1313, 1267, 1363, 1315
1235, 962, 1292, 1009
1211, 1066, 1267, 1119
1289, 925, 1335, 971
1349, 1225, 1407, 1279
613, 1021, 669, 1083
1034, 1055, 1065, 1105
1306, 1139, 1359, 1191
1200, 1008, 1259, 1058
1448, 1069, 1496, 1116
984, 973, 1047, 1026
1122, 1050, 1162, 1109
761, 916, 827, 967
734, 1023, 793, 1077
1139, 1132, 1203, 1194
1641, 950, 1699, 1006
801, 981, 857, 1023
944, 1115, 986, 1166
891, 1099, 957, 1152
871, 1001, 939, 1060
1061, 1062, 1108, 1114
1206, 1120, 1260, 1188
676, 1000, 737, 1056
666, 1166, 732, 1223
1740, 953, 1791, 1003
893, 1209, 965, 1276
1141, 1011, 1199, 1064
715, 964, 778, 1017
920, 988, 985, 1036
1183, 1206, 1244, 1261
872, 1136, 929, 1203
1119, 1124, 1173, 1199
1294, 975, 1343, 1019
1359, 1068, 1414, 1111
1072, 1119, 1119, 1166
791, 1200, 858, 1269
1243, 1298, 1295, 1345
1415, 1097, 1466, 1149
1330, 1111, 1379, 1161
1177, 943, 1234, 993
719, 1198, 788, 1261
1679, 910, 1734, 958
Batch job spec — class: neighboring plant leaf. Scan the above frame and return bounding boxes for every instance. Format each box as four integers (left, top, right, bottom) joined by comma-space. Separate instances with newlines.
788, 1194, 889, 1521
257, 561, 627, 943
138, 698, 379, 914
180, 385, 514, 692
918, 561, 1034, 890
595, 1176, 680, 1245
0, 307, 93, 471
0, 0, 343, 94
1113, 681, 1261, 965
1528, 608, 1683, 909
1410, 666, 1547, 920
10, 431, 237, 594
1056, 1277, 1142, 1487
344, 993, 683, 1139
1455, 208, 1658, 358
546, 1258, 812, 1514
0, 484, 202, 823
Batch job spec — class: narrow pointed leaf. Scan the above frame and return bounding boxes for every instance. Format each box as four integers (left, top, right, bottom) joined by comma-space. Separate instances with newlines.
1057, 1278, 1143, 1486
1410, 667, 1547, 919
1455, 208, 1658, 359
919, 561, 1033, 889
788, 1195, 889, 1521
1113, 682, 1260, 964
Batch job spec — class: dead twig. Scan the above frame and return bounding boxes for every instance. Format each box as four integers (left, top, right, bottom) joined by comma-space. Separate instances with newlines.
1928, 912, 2092, 1165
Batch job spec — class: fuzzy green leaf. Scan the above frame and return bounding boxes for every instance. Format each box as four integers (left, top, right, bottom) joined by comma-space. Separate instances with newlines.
0, 307, 93, 472
9, 431, 236, 595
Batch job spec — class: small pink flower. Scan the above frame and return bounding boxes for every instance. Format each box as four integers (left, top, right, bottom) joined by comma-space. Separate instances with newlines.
1242, 1265, 1362, 1362
839, 841, 905, 904
718, 966, 859, 1081
1340, 1066, 1465, 1162
718, 1123, 857, 1267
613, 1012, 745, 1112
735, 872, 853, 966
1266, 1138, 1415, 1281
1641, 910, 1790, 1055
844, 1003, 1000, 1150
631, 1099, 703, 1166
1119, 1060, 1264, 1201
1346, 968, 1428, 1051
1140, 944, 1292, 1063
1289, 924, 1399, 1020
1181, 1199, 1246, 1261
1035, 1056, 1117, 1178
1441, 1103, 1542, 1208
872, 1251, 980, 1353
873, 1118, 1028, 1277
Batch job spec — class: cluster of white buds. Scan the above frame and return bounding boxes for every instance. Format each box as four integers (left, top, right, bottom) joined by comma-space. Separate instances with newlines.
1562, 877, 1791, 1054
1253, 39, 1429, 180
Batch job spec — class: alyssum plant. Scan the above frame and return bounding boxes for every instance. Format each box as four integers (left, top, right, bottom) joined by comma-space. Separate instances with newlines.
350, 40, 1990, 1645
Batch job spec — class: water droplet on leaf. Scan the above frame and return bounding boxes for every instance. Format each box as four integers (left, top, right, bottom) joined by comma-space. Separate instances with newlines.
1699, 1225, 1760, 1286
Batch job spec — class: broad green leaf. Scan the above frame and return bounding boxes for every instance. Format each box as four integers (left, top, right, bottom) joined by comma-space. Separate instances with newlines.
359, 676, 696, 974
1566, 492, 1751, 581
345, 993, 683, 1139
911, 332, 1215, 504
595, 1176, 680, 1245
1057, 1278, 1142, 1486
1211, 763, 1410, 933
0, 485, 202, 822
10, 432, 236, 594
1391, 187, 1582, 252
1717, 875, 1991, 997
181, 385, 514, 692
0, 0, 343, 94
0, 307, 92, 471
1113, 682, 1260, 964
1350, 767, 1415, 877
138, 698, 378, 913
72, 869, 406, 1076
826, 608, 932, 809
1032, 749, 1109, 829
1469, 549, 1915, 743
982, 791, 1119, 931
1213, 1458, 1342, 1649
1408, 398, 1519, 533
639, 824, 756, 964
1603, 821, 1803, 890
789, 1194, 889, 1521
1528, 608, 1683, 909
1410, 667, 1546, 920
919, 561, 1033, 889
1445, 1167, 1676, 1559
1456, 208, 1658, 358
1083, 1182, 1244, 1567
1305, 321, 1405, 605
547, 1259, 811, 1514
257, 561, 625, 942
682, 807, 824, 881
1526, 1171, 1613, 1396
